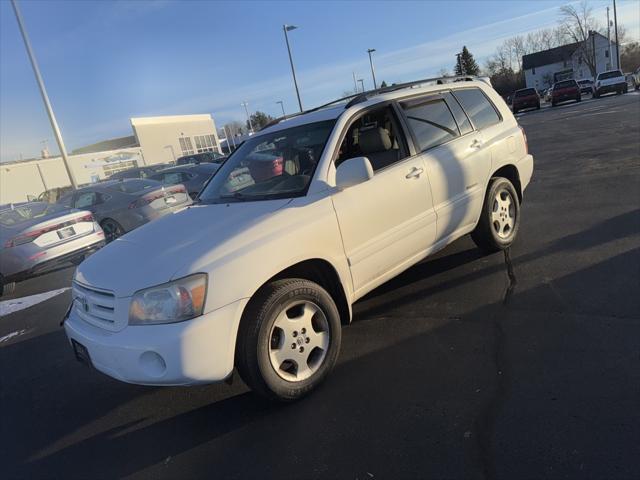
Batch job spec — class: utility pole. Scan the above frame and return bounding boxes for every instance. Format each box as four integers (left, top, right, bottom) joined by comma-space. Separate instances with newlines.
358, 79, 365, 93
606, 6, 612, 70
283, 24, 303, 112
352, 72, 358, 94
241, 101, 253, 133
11, 0, 78, 188
276, 100, 286, 117
613, 0, 620, 70
367, 48, 377, 89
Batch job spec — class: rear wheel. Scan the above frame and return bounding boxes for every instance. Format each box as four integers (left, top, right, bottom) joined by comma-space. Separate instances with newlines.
536, 103, 540, 110
100, 219, 124, 243
236, 279, 342, 401
471, 178, 520, 253
576, 95, 581, 102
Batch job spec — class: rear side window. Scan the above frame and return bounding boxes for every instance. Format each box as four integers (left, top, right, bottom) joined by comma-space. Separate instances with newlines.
400, 97, 459, 152
75, 191, 97, 208
443, 92, 473, 135
453, 88, 501, 130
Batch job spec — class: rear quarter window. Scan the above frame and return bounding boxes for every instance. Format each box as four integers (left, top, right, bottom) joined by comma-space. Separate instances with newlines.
515, 89, 536, 97
452, 88, 501, 130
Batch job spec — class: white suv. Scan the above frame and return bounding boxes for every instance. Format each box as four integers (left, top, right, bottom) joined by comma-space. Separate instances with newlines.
594, 69, 628, 97
64, 77, 534, 401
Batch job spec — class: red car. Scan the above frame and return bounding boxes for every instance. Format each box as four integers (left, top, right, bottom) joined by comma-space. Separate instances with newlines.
512, 88, 541, 114
551, 79, 581, 107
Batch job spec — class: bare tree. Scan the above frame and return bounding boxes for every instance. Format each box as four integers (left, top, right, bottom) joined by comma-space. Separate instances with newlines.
558, 0, 601, 76
224, 120, 245, 137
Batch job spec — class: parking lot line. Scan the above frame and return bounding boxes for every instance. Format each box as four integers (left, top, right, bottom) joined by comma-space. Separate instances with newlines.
0, 288, 70, 317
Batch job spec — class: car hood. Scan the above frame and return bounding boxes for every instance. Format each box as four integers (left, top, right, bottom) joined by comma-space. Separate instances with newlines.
75, 199, 291, 297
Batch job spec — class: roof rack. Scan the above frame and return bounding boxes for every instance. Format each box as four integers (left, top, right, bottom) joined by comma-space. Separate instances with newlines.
260, 75, 489, 131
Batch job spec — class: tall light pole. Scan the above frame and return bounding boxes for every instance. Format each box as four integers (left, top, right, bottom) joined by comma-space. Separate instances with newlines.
367, 48, 377, 89
352, 72, 358, 94
276, 100, 286, 117
283, 24, 303, 112
358, 79, 365, 93
606, 6, 612, 70
241, 101, 253, 133
224, 125, 236, 150
613, 0, 620, 70
11, 0, 77, 188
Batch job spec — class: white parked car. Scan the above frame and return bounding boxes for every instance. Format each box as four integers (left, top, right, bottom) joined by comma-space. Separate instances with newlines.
594, 69, 628, 97
64, 77, 534, 401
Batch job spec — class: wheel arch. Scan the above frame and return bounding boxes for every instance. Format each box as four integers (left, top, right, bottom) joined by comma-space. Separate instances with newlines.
491, 164, 522, 202
249, 258, 352, 326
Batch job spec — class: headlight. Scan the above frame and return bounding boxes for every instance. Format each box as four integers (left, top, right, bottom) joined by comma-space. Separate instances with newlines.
129, 273, 207, 325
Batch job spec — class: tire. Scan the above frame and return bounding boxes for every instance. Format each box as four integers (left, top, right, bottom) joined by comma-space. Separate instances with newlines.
236, 278, 342, 401
594, 90, 600, 98
100, 218, 125, 243
471, 177, 521, 253
536, 103, 540, 110
635, 81, 639, 91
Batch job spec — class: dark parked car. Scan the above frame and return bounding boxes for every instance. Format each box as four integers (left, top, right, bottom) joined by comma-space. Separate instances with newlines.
176, 151, 226, 166
551, 79, 581, 106
107, 164, 173, 181
512, 88, 540, 113
150, 163, 220, 199
57, 179, 191, 242
0, 202, 104, 294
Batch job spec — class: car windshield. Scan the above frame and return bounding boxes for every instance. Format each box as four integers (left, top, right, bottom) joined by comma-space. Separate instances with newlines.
107, 179, 158, 194
515, 89, 536, 97
198, 120, 336, 203
578, 80, 591, 85
598, 70, 623, 80
555, 80, 576, 89
0, 202, 65, 227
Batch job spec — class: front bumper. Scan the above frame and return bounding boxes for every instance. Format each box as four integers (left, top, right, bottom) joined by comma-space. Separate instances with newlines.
64, 297, 249, 385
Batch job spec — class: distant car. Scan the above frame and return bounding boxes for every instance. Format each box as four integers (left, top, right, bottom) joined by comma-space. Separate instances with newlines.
551, 79, 581, 107
512, 88, 540, 114
0, 202, 105, 295
176, 151, 226, 166
631, 67, 640, 90
107, 164, 172, 181
56, 179, 191, 242
149, 163, 220, 199
577, 79, 595, 95
544, 89, 553, 102
594, 70, 628, 97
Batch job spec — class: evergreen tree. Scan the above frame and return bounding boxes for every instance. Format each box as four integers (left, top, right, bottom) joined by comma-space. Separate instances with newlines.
380, 80, 388, 88
454, 46, 480, 76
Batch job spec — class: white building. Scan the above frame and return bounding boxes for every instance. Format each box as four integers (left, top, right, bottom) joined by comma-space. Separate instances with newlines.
0, 114, 220, 204
523, 32, 619, 90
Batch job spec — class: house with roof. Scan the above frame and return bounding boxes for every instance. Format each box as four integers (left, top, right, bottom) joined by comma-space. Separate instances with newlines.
523, 31, 619, 91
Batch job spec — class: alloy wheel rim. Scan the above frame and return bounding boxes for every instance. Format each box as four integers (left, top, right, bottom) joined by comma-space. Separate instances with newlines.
268, 300, 330, 382
491, 189, 516, 239
103, 222, 121, 242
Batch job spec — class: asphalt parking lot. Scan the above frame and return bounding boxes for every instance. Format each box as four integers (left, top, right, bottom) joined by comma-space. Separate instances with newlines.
2, 92, 639, 479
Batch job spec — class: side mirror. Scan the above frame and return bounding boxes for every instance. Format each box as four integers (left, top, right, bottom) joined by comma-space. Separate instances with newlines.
335, 156, 374, 190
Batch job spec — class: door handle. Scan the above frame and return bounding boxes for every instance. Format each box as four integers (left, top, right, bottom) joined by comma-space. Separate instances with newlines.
405, 167, 424, 179
470, 139, 483, 149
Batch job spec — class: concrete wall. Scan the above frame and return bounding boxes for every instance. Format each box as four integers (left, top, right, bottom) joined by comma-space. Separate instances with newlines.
525, 35, 620, 90
0, 147, 143, 204
131, 114, 220, 165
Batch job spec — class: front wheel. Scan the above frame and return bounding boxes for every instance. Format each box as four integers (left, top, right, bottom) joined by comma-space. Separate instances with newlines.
471, 178, 521, 253
236, 279, 342, 401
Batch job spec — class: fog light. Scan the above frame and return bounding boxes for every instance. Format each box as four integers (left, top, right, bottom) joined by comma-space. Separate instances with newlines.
139, 351, 166, 378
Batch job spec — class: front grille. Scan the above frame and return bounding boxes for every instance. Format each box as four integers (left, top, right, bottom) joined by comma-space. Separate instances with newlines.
72, 281, 121, 331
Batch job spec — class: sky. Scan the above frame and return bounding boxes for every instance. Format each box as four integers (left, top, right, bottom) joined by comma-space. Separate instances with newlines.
1, 0, 638, 162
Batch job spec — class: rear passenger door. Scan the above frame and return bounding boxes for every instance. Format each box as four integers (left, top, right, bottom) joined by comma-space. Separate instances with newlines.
398, 90, 491, 243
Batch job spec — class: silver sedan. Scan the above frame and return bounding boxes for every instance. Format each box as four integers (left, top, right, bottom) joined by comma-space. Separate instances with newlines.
0, 202, 105, 295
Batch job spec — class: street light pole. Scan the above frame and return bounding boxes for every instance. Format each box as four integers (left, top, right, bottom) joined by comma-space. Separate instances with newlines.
613, 0, 620, 70
606, 6, 612, 70
11, 0, 77, 189
358, 79, 365, 93
241, 101, 253, 133
276, 100, 286, 117
283, 24, 303, 112
367, 48, 377, 89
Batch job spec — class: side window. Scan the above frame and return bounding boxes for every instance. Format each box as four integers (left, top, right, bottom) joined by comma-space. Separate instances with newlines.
336, 106, 408, 172
400, 97, 459, 152
452, 88, 501, 130
443, 92, 473, 135
58, 194, 73, 208
74, 192, 96, 208
163, 172, 182, 185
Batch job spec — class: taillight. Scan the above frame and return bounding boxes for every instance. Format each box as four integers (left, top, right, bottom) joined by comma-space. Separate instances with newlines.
4, 229, 42, 248
129, 191, 165, 209
170, 185, 186, 194
77, 213, 94, 222
519, 125, 528, 155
